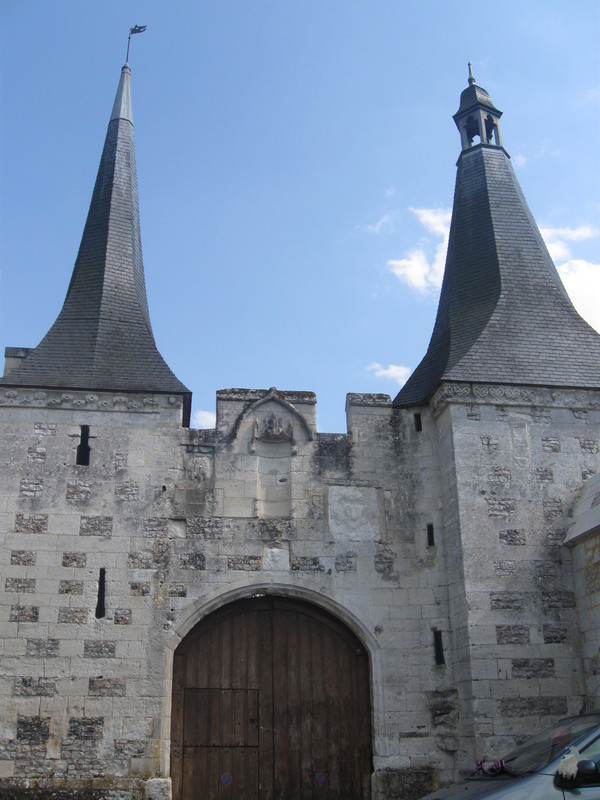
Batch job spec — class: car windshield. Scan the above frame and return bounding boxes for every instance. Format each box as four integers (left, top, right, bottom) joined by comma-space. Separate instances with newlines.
498, 714, 600, 776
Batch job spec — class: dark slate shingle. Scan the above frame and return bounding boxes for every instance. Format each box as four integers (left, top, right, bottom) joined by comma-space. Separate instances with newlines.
394, 145, 600, 407
1, 65, 190, 421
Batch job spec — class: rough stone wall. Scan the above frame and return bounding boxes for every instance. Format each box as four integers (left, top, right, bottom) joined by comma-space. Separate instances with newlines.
564, 472, 600, 703
431, 382, 600, 767
0, 390, 186, 793
0, 381, 596, 798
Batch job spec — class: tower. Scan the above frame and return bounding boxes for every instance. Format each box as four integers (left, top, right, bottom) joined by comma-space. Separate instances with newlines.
395, 66, 600, 763
0, 63, 191, 423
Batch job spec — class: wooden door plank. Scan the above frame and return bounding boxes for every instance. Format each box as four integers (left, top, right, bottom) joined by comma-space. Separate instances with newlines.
297, 612, 313, 800
173, 597, 371, 800
257, 603, 274, 800
171, 652, 185, 800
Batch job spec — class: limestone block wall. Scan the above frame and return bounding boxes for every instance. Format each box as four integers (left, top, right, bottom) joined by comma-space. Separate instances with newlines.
3, 381, 593, 797
0, 389, 187, 790
431, 382, 600, 765
0, 385, 460, 797
565, 472, 600, 703
568, 531, 600, 703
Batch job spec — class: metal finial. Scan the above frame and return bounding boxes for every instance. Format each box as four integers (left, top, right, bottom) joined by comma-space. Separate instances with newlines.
468, 62, 476, 85
126, 24, 147, 64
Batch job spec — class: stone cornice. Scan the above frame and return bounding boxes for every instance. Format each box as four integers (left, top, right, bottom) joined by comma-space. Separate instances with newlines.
0, 387, 183, 413
431, 382, 600, 417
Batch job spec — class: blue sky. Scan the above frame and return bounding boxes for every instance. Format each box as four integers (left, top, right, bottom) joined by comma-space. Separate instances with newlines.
1, 1, 599, 432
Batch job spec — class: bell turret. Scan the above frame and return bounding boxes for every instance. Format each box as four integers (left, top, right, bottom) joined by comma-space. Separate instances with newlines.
394, 69, 600, 408
453, 63, 503, 150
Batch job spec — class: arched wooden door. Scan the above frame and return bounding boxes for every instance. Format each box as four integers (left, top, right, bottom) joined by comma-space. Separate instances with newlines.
171, 596, 372, 799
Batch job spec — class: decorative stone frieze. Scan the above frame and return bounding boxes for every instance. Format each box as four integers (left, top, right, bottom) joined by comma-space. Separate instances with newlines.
431, 382, 600, 416
0, 388, 177, 413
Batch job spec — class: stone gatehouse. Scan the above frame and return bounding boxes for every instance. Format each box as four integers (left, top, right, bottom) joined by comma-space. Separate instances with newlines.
0, 62, 599, 799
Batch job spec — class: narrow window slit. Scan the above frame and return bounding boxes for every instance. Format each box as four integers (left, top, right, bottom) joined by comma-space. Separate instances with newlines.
433, 629, 445, 665
76, 425, 91, 466
427, 523, 435, 547
95, 568, 106, 619
414, 413, 422, 432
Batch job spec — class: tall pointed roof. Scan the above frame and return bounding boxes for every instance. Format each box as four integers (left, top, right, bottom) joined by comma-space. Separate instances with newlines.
394, 70, 600, 407
1, 63, 191, 421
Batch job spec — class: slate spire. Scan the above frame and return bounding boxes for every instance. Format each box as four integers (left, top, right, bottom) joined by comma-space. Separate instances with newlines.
394, 70, 600, 407
1, 63, 191, 423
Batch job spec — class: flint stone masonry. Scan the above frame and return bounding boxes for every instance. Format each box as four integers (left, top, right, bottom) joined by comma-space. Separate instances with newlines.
291, 556, 323, 572
10, 550, 36, 566
9, 606, 39, 622
79, 516, 112, 538
542, 590, 576, 608
496, 625, 530, 644
66, 481, 91, 503
13, 678, 56, 697
335, 551, 357, 571
180, 553, 205, 570
14, 514, 47, 534
34, 422, 56, 436
186, 517, 222, 539
227, 555, 262, 571
543, 624, 568, 643
62, 552, 86, 567
83, 641, 116, 659
67, 718, 104, 741
129, 582, 150, 596
499, 697, 568, 717
511, 658, 555, 678
19, 479, 43, 499
89, 678, 126, 697
26, 446, 46, 462
490, 592, 524, 610
499, 529, 525, 545
58, 607, 88, 624
115, 481, 139, 501
16, 717, 50, 743
59, 580, 84, 595
26, 639, 59, 658
5, 578, 35, 593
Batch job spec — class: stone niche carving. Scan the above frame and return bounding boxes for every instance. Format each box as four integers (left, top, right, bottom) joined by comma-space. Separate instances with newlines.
222, 390, 313, 520
253, 408, 294, 519
253, 410, 294, 445
328, 485, 382, 542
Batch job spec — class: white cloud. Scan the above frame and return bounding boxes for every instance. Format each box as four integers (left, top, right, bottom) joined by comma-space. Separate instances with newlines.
541, 224, 598, 244
366, 213, 394, 235
368, 362, 412, 386
513, 154, 527, 168
540, 225, 600, 333
390, 213, 600, 332
388, 207, 451, 293
558, 259, 600, 333
192, 409, 216, 429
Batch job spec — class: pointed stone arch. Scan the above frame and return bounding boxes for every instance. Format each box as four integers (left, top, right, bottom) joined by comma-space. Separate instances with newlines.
229, 387, 314, 445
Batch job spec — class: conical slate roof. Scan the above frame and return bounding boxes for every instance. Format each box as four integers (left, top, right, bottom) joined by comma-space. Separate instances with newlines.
394, 79, 600, 407
1, 64, 191, 418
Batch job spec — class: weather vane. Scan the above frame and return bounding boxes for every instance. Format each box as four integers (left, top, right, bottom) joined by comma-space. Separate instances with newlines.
126, 24, 147, 63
